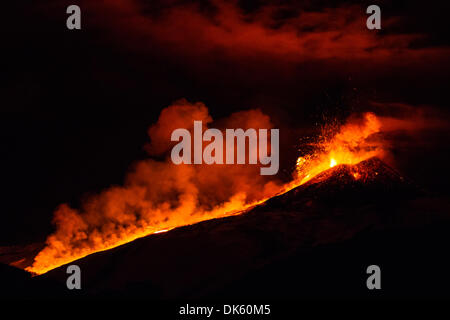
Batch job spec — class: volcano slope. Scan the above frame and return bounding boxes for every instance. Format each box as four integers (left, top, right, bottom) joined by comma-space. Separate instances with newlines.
13, 157, 450, 299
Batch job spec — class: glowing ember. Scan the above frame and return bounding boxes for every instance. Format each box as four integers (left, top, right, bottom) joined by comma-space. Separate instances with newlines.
25, 111, 384, 275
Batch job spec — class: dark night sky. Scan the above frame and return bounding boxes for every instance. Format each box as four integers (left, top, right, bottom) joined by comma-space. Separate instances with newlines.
1, 0, 450, 245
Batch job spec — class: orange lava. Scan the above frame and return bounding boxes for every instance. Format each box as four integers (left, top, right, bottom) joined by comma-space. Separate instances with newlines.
25, 112, 383, 275
294, 112, 382, 186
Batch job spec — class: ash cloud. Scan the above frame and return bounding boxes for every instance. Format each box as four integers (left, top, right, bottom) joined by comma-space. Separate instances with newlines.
27, 100, 284, 274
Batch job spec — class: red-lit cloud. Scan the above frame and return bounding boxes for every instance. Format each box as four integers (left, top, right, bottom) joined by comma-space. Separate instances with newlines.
83, 0, 450, 65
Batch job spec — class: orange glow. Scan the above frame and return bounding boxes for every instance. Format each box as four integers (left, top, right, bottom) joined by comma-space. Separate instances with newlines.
294, 112, 383, 186
25, 112, 384, 275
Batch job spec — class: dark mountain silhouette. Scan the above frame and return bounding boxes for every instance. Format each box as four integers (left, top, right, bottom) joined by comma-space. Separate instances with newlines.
2, 157, 450, 299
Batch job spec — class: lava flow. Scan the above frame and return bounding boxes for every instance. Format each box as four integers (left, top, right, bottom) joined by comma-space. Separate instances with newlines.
25, 107, 384, 275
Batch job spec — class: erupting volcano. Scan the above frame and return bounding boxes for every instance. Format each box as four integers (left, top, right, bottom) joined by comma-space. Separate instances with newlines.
21, 106, 386, 275
4, 0, 450, 303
